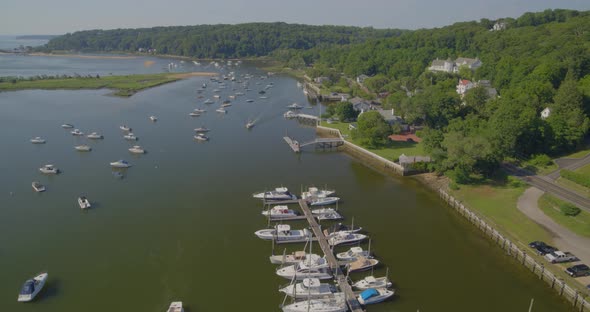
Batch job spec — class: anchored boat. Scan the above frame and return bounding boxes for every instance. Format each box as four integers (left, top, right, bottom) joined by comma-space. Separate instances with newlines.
261, 205, 299, 220
39, 164, 59, 174
276, 260, 332, 280
308, 197, 340, 206
87, 132, 104, 139
75, 144, 92, 152
346, 256, 379, 273
110, 160, 132, 168
128, 145, 146, 154
252, 187, 296, 201
78, 196, 91, 209
254, 224, 310, 243
279, 278, 338, 299
269, 251, 322, 265
336, 246, 371, 262
328, 231, 366, 247
357, 288, 394, 305
32, 181, 46, 192
166, 301, 184, 312
353, 275, 392, 290
281, 296, 347, 312
301, 187, 336, 199
17, 272, 47, 302
30, 137, 46, 144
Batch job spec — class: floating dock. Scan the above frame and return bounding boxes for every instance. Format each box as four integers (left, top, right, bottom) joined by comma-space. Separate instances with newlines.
283, 136, 300, 153
298, 199, 365, 312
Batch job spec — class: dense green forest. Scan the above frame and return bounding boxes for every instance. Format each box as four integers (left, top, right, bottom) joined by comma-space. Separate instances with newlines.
41, 23, 403, 58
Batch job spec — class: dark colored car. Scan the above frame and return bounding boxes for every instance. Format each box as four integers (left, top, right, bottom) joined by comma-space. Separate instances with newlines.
566, 264, 590, 277
528, 241, 556, 255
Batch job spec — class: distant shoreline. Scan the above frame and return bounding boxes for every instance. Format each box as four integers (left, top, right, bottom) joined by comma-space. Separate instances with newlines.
27, 52, 138, 60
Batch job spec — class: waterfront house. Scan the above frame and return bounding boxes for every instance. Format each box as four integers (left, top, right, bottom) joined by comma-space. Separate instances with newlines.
350, 97, 376, 113
377, 109, 408, 131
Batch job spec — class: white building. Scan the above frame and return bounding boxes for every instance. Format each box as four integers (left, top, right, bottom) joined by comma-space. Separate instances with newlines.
429, 57, 482, 73
456, 79, 475, 95
491, 22, 507, 31
541, 107, 551, 119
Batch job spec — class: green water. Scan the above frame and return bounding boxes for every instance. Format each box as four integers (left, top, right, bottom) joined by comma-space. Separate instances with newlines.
0, 62, 570, 311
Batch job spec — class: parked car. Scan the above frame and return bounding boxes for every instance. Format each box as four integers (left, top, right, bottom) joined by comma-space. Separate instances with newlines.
565, 264, 590, 277
528, 241, 556, 255
545, 251, 577, 264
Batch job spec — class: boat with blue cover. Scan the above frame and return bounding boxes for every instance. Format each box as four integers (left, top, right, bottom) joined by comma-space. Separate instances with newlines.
357, 288, 394, 305
17, 272, 47, 302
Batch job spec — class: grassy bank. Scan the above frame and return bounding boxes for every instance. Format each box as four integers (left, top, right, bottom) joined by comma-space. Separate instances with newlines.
320, 121, 424, 161
0, 73, 214, 97
539, 194, 590, 237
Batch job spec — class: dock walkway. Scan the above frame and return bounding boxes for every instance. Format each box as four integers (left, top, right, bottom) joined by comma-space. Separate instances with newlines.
298, 199, 365, 312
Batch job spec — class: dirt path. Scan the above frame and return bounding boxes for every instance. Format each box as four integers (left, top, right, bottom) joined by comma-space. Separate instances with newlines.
518, 187, 590, 285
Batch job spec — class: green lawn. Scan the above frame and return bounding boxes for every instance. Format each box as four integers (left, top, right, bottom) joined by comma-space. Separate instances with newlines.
0, 73, 182, 97
575, 163, 590, 176
538, 194, 590, 237
556, 177, 590, 197
451, 182, 554, 245
562, 147, 590, 159
320, 121, 425, 161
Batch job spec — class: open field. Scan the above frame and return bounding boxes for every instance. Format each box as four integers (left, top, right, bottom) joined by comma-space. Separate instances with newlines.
539, 194, 590, 238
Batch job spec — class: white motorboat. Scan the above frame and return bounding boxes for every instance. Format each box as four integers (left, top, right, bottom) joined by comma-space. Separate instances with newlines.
325, 222, 363, 235
194, 134, 209, 141
284, 111, 298, 118
357, 288, 394, 305
75, 144, 92, 152
280, 278, 338, 299
245, 120, 255, 129
281, 295, 347, 312
328, 232, 367, 247
213, 89, 220, 93
128, 145, 146, 154
269, 251, 322, 265
39, 164, 59, 174
193, 108, 206, 113
119, 125, 132, 131
189, 112, 201, 117
311, 208, 343, 221
213, 94, 221, 99
32, 181, 46, 192
194, 127, 210, 133
215, 108, 227, 113
70, 129, 84, 136
61, 123, 74, 129
252, 187, 296, 201
221, 103, 232, 108
17, 272, 47, 302
352, 275, 393, 290
301, 187, 336, 199
167, 301, 184, 312
261, 205, 299, 220
276, 260, 332, 280
123, 133, 138, 141
254, 224, 310, 242
150, 116, 158, 122
287, 103, 304, 109
110, 160, 132, 168
78, 196, 91, 209
204, 99, 214, 104
259, 96, 268, 99
30, 137, 46, 144
308, 197, 340, 206
87, 132, 104, 139
246, 99, 254, 103
336, 247, 371, 262
346, 256, 379, 273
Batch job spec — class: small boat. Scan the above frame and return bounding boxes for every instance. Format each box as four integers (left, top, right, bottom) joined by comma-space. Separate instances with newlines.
61, 124, 74, 129
246, 99, 254, 103
195, 61, 202, 66
325, 222, 363, 235
215, 108, 227, 114
346, 256, 379, 273
74, 144, 92, 152
194, 127, 210, 133
70, 129, 84, 136
252, 187, 296, 201
78, 196, 91, 209
167, 301, 184, 312
194, 134, 209, 141
189, 112, 201, 117
204, 99, 214, 104
213, 94, 221, 99
30, 137, 46, 144
228, 95, 236, 100
193, 108, 206, 113
123, 133, 138, 141
259, 96, 268, 99
281, 296, 347, 312
336, 247, 371, 262
311, 207, 339, 216
32, 181, 46, 192
221, 103, 232, 108
279, 278, 339, 299
235, 92, 244, 96
276, 260, 332, 280
128, 145, 145, 154
110, 160, 132, 168
255, 224, 311, 242
150, 116, 158, 122
315, 211, 343, 221
17, 272, 48, 302
357, 288, 394, 305
353, 275, 393, 290
301, 187, 336, 199
39, 164, 59, 174
287, 103, 304, 109
308, 197, 340, 206
269, 251, 322, 265
245, 120, 255, 129
213, 89, 221, 93
328, 232, 367, 247
261, 205, 299, 220
87, 132, 104, 139
259, 90, 266, 94
284, 111, 298, 118
119, 125, 132, 132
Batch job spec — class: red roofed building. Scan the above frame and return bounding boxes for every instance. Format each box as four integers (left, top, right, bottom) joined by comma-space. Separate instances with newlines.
456, 79, 474, 95
389, 132, 422, 143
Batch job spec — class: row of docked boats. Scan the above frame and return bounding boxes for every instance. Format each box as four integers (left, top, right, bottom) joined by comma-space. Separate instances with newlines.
253, 186, 340, 206
252, 186, 395, 311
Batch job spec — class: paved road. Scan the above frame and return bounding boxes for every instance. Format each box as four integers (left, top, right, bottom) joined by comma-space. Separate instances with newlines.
517, 187, 590, 286
546, 153, 590, 180
503, 163, 590, 213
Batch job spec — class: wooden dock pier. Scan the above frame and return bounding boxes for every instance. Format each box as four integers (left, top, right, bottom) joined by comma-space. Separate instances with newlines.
298, 199, 365, 312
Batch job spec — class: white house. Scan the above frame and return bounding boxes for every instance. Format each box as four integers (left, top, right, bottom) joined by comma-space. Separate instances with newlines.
541, 107, 551, 119
456, 79, 475, 95
428, 59, 455, 73
454, 58, 482, 72
491, 22, 507, 31
429, 57, 482, 73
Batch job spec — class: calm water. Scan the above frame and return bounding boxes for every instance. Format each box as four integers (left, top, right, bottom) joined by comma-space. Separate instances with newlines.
0, 54, 570, 312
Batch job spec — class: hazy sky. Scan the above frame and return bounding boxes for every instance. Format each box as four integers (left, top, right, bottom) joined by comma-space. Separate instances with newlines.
2, 0, 589, 35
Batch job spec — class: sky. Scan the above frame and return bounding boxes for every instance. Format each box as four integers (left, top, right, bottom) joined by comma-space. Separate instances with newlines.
1, 0, 589, 35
